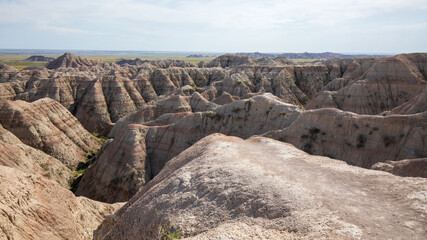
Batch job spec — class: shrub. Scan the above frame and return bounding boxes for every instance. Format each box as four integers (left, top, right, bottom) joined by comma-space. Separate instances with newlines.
303, 143, 313, 154
357, 134, 367, 148
245, 99, 254, 110
232, 106, 240, 113
383, 136, 396, 147
309, 128, 320, 134
159, 223, 182, 240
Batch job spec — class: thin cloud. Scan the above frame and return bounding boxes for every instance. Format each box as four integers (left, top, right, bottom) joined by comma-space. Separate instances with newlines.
36, 25, 105, 35
0, 0, 426, 52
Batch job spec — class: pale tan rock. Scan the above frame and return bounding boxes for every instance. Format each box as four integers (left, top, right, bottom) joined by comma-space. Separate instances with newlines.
207, 54, 255, 67
304, 91, 338, 109
1, 53, 426, 137
212, 91, 234, 105
189, 92, 218, 112
0, 64, 230, 133
264, 108, 427, 168
116, 58, 196, 68
0, 166, 122, 240
308, 54, 427, 114
0, 124, 72, 187
97, 134, 427, 240
78, 94, 302, 203
0, 98, 100, 167
0, 63, 18, 83
76, 124, 150, 203
108, 94, 192, 137
372, 158, 427, 178
389, 87, 427, 115
46, 53, 105, 69
0, 63, 17, 72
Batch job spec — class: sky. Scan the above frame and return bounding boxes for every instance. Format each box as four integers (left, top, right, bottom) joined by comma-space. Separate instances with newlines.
0, 0, 426, 53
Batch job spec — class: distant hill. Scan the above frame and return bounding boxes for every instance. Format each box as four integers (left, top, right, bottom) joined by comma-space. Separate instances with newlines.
187, 54, 218, 58
235, 52, 391, 59
24, 55, 54, 62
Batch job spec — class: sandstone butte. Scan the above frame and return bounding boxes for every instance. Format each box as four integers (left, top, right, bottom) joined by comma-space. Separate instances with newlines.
0, 52, 425, 239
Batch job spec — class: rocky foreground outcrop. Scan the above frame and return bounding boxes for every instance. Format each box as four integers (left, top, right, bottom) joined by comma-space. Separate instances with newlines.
0, 166, 122, 240
0, 98, 101, 168
95, 134, 427, 240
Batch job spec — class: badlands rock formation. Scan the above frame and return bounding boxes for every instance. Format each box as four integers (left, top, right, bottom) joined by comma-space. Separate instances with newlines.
0, 52, 426, 239
96, 134, 427, 240
264, 108, 427, 168
0, 166, 122, 240
0, 98, 100, 167
76, 93, 302, 203
71, 53, 427, 203
1, 52, 425, 135
388, 87, 427, 115
116, 58, 196, 68
307, 54, 427, 114
372, 158, 427, 178
46, 53, 106, 69
0, 124, 72, 187
24, 55, 54, 62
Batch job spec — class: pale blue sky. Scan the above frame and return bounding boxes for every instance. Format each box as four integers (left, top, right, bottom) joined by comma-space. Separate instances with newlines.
0, 0, 426, 53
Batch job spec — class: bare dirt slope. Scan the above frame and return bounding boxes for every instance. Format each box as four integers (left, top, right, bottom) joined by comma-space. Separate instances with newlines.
0, 166, 123, 240
0, 98, 101, 168
98, 134, 427, 240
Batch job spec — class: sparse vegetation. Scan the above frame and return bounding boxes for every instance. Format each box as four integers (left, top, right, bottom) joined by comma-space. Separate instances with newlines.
303, 143, 313, 154
245, 99, 254, 110
309, 127, 320, 134
300, 127, 322, 154
90, 105, 97, 112
154, 208, 183, 240
383, 136, 396, 147
205, 111, 224, 121
357, 134, 367, 148
159, 222, 183, 240
68, 133, 106, 191
301, 134, 309, 139
91, 132, 108, 145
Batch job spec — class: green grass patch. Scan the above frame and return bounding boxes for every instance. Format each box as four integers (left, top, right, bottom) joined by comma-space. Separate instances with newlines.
2, 62, 46, 70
